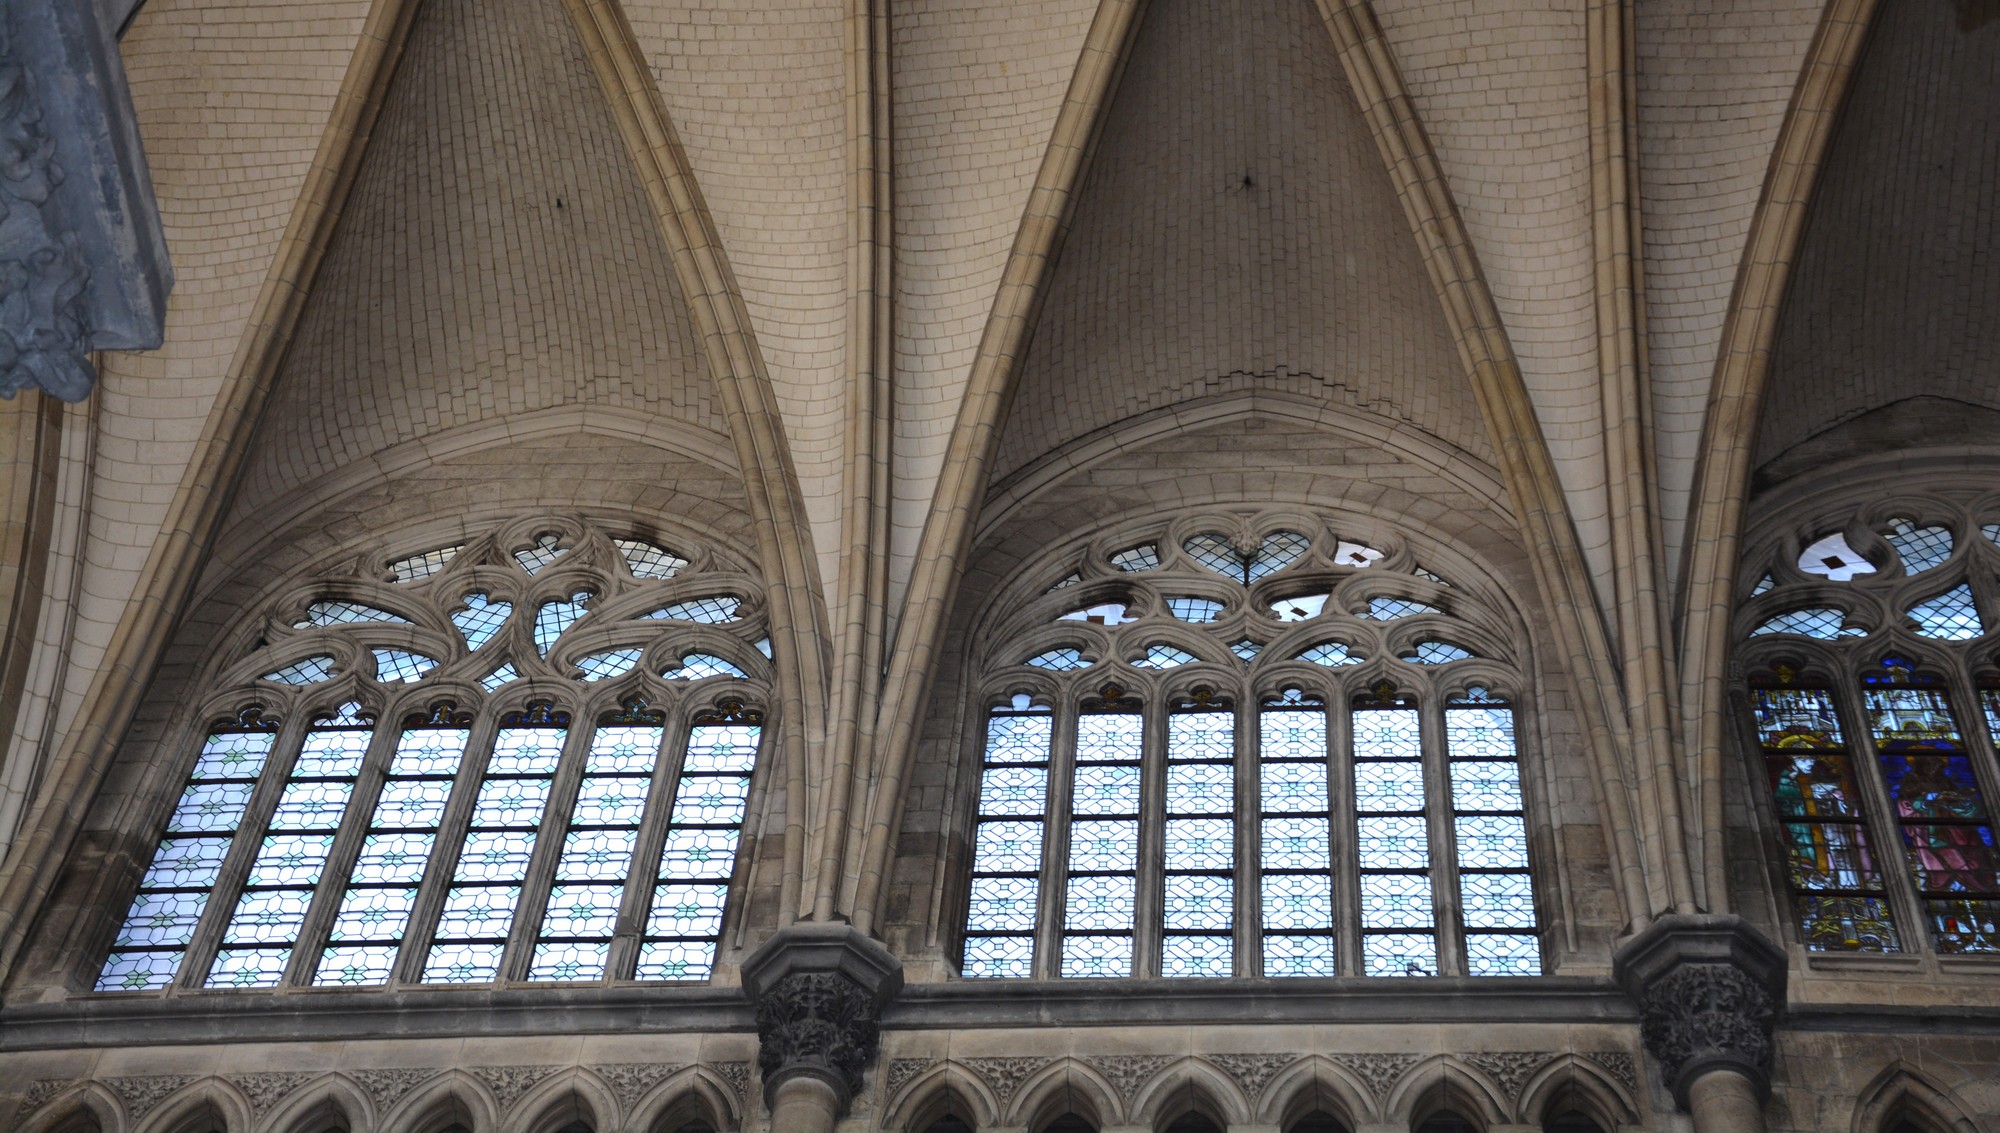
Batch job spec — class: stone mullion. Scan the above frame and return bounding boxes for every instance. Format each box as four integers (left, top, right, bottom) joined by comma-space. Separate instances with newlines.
390, 711, 505, 985
497, 713, 600, 982
1421, 693, 1467, 978
1134, 697, 1167, 979
172, 710, 315, 992
279, 713, 407, 987
607, 711, 690, 981
1235, 696, 1260, 977
1827, 678, 1927, 955
1329, 691, 1361, 978
1034, 694, 1079, 981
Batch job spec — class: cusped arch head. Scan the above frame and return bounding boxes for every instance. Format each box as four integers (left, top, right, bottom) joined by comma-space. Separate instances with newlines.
1005, 1059, 1123, 1132
1383, 1057, 1508, 1132
376, 1070, 497, 1133
626, 1066, 744, 1133
503, 1069, 618, 1133
16, 1082, 123, 1133
133, 1078, 252, 1133
257, 1072, 371, 1133
1127, 1058, 1252, 1130
1517, 1058, 1638, 1132
880, 1062, 1001, 1133
1849, 1063, 1981, 1133
1254, 1057, 1371, 1129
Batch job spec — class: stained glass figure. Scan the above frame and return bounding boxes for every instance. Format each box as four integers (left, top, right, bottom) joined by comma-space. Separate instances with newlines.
1162, 701, 1235, 976
1750, 683, 1897, 951
1446, 693, 1540, 974
1059, 602, 1134, 626
296, 600, 409, 629
1025, 648, 1091, 672
964, 702, 1053, 978
646, 596, 744, 624
1797, 531, 1875, 580
452, 593, 512, 651
1353, 701, 1436, 976
387, 545, 461, 583
423, 707, 569, 983
535, 594, 592, 656
317, 712, 473, 985
532, 708, 665, 981
1259, 691, 1334, 976
262, 655, 337, 685
637, 716, 761, 980
1131, 644, 1199, 669
373, 649, 439, 684
514, 533, 569, 574
1062, 706, 1142, 977
613, 538, 688, 580
1110, 543, 1161, 572
1907, 585, 1983, 640
99, 713, 281, 991
1864, 678, 2000, 952
661, 653, 750, 681
208, 705, 373, 988
1750, 608, 1864, 640
1885, 518, 1954, 575
1404, 642, 1474, 665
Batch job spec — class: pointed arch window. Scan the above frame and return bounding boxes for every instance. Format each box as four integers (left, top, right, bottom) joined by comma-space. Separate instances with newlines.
97, 516, 774, 992
1739, 500, 2000, 955
959, 515, 1546, 979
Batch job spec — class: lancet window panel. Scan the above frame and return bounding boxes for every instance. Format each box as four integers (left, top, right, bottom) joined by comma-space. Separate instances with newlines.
958, 512, 1546, 980
95, 515, 776, 993
1738, 494, 2000, 957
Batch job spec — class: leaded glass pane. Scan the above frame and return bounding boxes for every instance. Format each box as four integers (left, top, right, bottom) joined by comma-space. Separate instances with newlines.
1296, 640, 1359, 666
1446, 701, 1540, 974
1355, 706, 1434, 970
480, 664, 520, 691
388, 544, 460, 582
1908, 585, 1983, 640
1166, 596, 1225, 623
1060, 932, 1132, 978
614, 538, 689, 580
662, 653, 750, 680
1110, 543, 1161, 572
1797, 531, 1876, 580
1248, 531, 1310, 580
533, 719, 663, 981
1264, 933, 1337, 977
1183, 533, 1246, 580
513, 533, 569, 573
296, 600, 409, 628
1161, 933, 1232, 978
452, 594, 511, 651
576, 648, 643, 681
1885, 519, 1954, 575
373, 649, 438, 684
262, 655, 337, 685
645, 596, 743, 624
1230, 639, 1262, 661
1362, 933, 1437, 977
1025, 647, 1091, 671
1271, 593, 1329, 622
1363, 596, 1440, 620
423, 714, 568, 983
1464, 933, 1541, 977
1404, 641, 1474, 665
1132, 644, 1198, 669
967, 875, 1040, 932
637, 720, 761, 981
1751, 607, 1864, 639
1260, 699, 1333, 975
1063, 708, 1141, 974
1059, 601, 1134, 626
534, 595, 591, 655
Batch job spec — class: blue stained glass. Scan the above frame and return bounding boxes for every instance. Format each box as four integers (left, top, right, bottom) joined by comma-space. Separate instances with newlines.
1165, 818, 1234, 870
1465, 934, 1541, 976
682, 724, 760, 772
967, 875, 1040, 932
374, 649, 438, 683
1067, 820, 1140, 870
573, 779, 653, 826
244, 834, 335, 885
576, 648, 643, 682
584, 726, 661, 772
962, 935, 1035, 979
220, 890, 310, 943
480, 664, 519, 692
1455, 815, 1530, 869
452, 593, 511, 650
658, 827, 743, 877
1354, 708, 1422, 757
1357, 816, 1430, 870
1261, 762, 1328, 812
558, 830, 640, 879
985, 712, 1053, 763
188, 729, 278, 780
470, 778, 554, 826
270, 782, 356, 829
1909, 585, 1983, 640
1750, 574, 1775, 596
535, 595, 592, 655
371, 781, 452, 829
434, 884, 524, 936
635, 941, 715, 981
614, 538, 688, 579
1231, 639, 1263, 661
1446, 706, 1517, 758
138, 837, 230, 888
1752, 687, 1844, 749
387, 544, 459, 582
529, 941, 610, 982
487, 727, 568, 774
207, 949, 292, 988
662, 653, 750, 680
1076, 711, 1143, 761
1264, 934, 1336, 977
1071, 762, 1142, 814
1866, 687, 1965, 751
1060, 934, 1132, 978
317, 945, 399, 985
646, 882, 729, 937
1169, 711, 1233, 761
1065, 874, 1137, 930
1261, 874, 1333, 929
1166, 762, 1233, 810
1363, 933, 1437, 977
1355, 761, 1426, 812
1163, 874, 1232, 930
1262, 816, 1332, 870
422, 942, 506, 984
1360, 873, 1435, 928
167, 783, 255, 832
1449, 764, 1525, 813
114, 892, 208, 947
97, 951, 183, 992
978, 765, 1048, 814
1928, 898, 2000, 954
539, 885, 623, 936
326, 887, 416, 940
1886, 519, 1954, 575
1459, 873, 1537, 927
669, 778, 752, 825
645, 596, 742, 624
1161, 934, 1232, 977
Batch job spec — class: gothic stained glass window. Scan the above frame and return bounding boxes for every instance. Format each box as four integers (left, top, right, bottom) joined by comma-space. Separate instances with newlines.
98, 515, 775, 994
423, 707, 569, 983
1161, 700, 1235, 976
532, 707, 665, 981
316, 711, 473, 986
1353, 698, 1437, 977
206, 704, 374, 988
961, 516, 1545, 980
1259, 691, 1335, 977
1748, 683, 1896, 952
1862, 666, 2000, 953
1446, 692, 1541, 974
1062, 704, 1144, 977
97, 714, 281, 991
963, 701, 1054, 979
637, 712, 762, 980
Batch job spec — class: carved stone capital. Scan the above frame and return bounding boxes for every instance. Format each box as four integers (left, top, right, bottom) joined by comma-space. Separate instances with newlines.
1613, 914, 1786, 1107
741, 923, 904, 1113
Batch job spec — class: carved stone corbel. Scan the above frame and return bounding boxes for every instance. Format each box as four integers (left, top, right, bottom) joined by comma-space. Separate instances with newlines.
1614, 914, 1787, 1113
741, 922, 904, 1124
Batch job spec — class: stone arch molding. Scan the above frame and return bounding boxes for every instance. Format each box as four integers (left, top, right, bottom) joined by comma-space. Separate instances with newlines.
1848, 1063, 1982, 1133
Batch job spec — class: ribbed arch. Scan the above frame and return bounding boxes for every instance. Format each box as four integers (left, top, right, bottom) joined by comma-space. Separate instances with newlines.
259, 1075, 370, 1133
375, 1070, 495, 1133
507, 1071, 616, 1133
1849, 1063, 1982, 1133
16, 1085, 121, 1133
1126, 1059, 1252, 1129
1005, 1059, 1122, 1131
626, 1068, 743, 1133
1384, 1057, 1508, 1132
880, 1063, 1002, 1133
1257, 1057, 1374, 1129
132, 1079, 248, 1133
1516, 1058, 1639, 1132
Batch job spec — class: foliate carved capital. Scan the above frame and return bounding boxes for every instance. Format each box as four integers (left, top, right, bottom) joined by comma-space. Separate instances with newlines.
740, 923, 904, 1114
1613, 914, 1787, 1107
